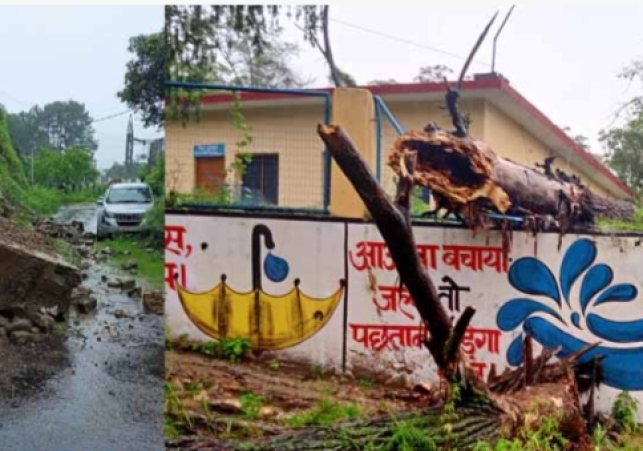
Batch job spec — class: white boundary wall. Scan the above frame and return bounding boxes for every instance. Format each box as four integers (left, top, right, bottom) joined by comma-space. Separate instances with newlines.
166, 212, 643, 420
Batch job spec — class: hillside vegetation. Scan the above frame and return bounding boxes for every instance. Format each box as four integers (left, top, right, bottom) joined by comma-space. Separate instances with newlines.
0, 108, 29, 214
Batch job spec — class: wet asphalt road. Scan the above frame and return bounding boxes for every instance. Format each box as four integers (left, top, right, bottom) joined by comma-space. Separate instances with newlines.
0, 204, 164, 451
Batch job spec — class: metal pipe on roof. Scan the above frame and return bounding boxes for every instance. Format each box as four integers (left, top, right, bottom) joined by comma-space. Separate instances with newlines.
492, 5, 516, 74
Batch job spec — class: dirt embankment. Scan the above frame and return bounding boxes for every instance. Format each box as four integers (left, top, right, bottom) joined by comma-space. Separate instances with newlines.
165, 349, 423, 441
0, 217, 82, 329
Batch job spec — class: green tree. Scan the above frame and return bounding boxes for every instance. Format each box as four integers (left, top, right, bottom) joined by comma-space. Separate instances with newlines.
7, 101, 98, 157
6, 108, 47, 158
217, 26, 310, 88
118, 33, 166, 130
165, 5, 348, 87
165, 6, 325, 79
414, 64, 453, 83
32, 147, 64, 188
121, 18, 309, 129
32, 147, 98, 191
600, 58, 643, 195
62, 147, 99, 191
600, 103, 643, 193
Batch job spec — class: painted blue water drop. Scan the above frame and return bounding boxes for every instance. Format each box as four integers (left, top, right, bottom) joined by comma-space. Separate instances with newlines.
580, 264, 613, 314
593, 284, 638, 308
264, 252, 290, 283
571, 312, 581, 328
508, 258, 560, 305
507, 334, 524, 366
559, 239, 596, 306
497, 298, 565, 332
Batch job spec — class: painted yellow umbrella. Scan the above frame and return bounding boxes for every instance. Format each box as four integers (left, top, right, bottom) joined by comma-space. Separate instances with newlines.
176, 276, 346, 351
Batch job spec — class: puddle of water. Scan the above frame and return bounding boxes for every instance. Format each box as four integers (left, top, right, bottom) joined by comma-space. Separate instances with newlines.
0, 205, 164, 451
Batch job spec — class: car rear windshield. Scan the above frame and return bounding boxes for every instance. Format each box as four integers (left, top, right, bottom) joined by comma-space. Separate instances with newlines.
106, 187, 153, 204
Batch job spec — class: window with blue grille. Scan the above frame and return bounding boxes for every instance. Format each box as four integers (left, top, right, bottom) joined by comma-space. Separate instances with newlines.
241, 154, 279, 206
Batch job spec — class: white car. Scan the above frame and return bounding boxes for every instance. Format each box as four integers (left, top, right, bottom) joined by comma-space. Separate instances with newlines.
97, 182, 154, 239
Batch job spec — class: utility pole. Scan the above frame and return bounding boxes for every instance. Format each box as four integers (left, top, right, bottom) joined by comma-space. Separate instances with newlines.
125, 115, 134, 179
31, 146, 34, 185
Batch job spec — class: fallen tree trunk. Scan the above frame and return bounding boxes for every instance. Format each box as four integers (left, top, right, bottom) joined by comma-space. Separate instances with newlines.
387, 127, 635, 231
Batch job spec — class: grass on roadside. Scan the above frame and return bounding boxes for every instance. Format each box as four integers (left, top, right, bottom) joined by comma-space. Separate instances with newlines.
22, 185, 106, 216
97, 233, 164, 288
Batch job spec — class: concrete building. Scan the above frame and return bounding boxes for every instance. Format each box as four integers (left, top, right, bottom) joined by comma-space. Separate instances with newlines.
165, 73, 632, 212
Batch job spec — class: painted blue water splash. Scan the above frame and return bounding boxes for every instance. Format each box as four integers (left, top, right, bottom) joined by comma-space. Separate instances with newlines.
586, 314, 643, 343
594, 284, 637, 307
571, 312, 581, 329
508, 258, 560, 305
497, 298, 564, 331
579, 264, 612, 314
497, 238, 643, 390
560, 239, 596, 306
523, 317, 643, 391
264, 252, 290, 283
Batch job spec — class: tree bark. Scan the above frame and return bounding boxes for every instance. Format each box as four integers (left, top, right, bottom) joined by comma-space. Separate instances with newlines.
317, 123, 453, 370
387, 128, 634, 230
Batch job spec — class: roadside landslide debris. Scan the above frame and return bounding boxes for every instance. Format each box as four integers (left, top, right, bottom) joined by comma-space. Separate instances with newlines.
0, 203, 164, 450
0, 220, 81, 324
0, 210, 162, 344
142, 290, 163, 315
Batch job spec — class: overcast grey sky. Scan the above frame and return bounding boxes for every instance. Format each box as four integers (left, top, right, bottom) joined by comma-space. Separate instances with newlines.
279, 2, 643, 153
0, 5, 162, 170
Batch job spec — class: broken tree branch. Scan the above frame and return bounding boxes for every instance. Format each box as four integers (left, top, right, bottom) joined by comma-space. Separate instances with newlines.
317, 123, 452, 367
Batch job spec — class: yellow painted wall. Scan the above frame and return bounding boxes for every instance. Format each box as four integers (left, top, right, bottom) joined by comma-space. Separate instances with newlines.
481, 103, 610, 197
329, 89, 376, 218
165, 104, 326, 208
165, 93, 614, 209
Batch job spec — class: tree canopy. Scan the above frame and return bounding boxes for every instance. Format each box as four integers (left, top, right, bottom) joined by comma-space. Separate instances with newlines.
601, 103, 643, 193
601, 58, 643, 196
414, 64, 454, 83
7, 101, 97, 157
32, 146, 98, 191
118, 33, 166, 130
122, 7, 318, 128
164, 5, 325, 82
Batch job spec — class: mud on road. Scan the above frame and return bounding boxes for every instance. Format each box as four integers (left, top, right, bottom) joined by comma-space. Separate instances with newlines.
0, 204, 164, 451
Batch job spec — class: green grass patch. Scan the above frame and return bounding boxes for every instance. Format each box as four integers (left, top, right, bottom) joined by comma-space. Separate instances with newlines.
20, 185, 106, 216
239, 391, 264, 420
62, 186, 106, 204
97, 234, 164, 288
21, 186, 64, 216
597, 208, 643, 232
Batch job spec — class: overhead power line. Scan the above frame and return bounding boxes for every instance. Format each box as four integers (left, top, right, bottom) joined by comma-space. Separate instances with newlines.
0, 90, 34, 108
91, 110, 130, 124
329, 17, 491, 68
